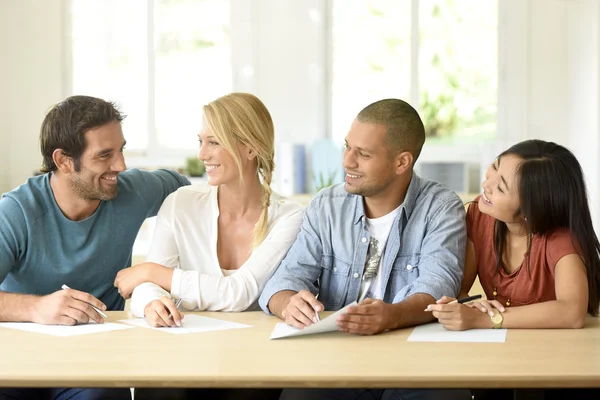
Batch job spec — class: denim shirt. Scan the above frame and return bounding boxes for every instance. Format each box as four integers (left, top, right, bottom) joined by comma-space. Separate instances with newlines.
259, 173, 467, 313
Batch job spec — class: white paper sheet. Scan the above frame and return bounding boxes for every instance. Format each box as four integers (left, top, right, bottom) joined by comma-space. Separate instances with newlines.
0, 321, 134, 337
407, 322, 507, 343
118, 314, 251, 334
270, 301, 357, 340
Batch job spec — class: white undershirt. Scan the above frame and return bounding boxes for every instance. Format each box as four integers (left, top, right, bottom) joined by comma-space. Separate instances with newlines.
358, 205, 401, 302
129, 184, 304, 316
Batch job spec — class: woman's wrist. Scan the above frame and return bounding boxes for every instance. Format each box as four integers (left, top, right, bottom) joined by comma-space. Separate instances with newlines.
151, 263, 174, 292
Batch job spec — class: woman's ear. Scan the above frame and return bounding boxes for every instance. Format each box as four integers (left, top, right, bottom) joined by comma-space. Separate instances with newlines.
247, 148, 257, 160
52, 149, 74, 173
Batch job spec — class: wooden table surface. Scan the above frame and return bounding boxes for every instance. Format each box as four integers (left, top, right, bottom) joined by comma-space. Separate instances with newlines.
1, 311, 599, 389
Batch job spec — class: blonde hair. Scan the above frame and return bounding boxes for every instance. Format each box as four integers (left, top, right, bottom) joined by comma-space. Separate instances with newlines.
202, 93, 275, 247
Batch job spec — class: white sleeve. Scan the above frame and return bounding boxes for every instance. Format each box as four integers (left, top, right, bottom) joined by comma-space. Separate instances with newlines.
170, 203, 304, 312
129, 193, 180, 317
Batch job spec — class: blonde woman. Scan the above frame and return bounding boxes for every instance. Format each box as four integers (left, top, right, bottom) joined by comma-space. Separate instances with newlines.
114, 93, 304, 327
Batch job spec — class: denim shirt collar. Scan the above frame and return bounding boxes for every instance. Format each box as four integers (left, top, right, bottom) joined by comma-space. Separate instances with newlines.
352, 172, 422, 225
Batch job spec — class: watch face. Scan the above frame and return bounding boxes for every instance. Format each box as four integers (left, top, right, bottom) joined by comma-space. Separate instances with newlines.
491, 313, 503, 324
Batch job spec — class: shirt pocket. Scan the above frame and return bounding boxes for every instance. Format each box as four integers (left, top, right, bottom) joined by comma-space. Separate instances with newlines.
318, 255, 351, 309
387, 253, 421, 297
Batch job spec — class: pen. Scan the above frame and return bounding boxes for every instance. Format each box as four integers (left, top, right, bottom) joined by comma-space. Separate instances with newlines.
167, 298, 183, 319
166, 298, 184, 326
61, 284, 108, 318
424, 294, 483, 311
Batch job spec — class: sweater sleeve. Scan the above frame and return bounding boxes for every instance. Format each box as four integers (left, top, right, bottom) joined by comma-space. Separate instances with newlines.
129, 192, 179, 317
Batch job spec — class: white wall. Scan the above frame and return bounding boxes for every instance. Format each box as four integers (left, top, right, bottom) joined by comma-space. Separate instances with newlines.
566, 0, 600, 230
0, 0, 67, 193
499, 0, 600, 229
0, 3, 11, 193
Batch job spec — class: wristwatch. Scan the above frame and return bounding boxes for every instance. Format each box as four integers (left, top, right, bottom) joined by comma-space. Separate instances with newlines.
490, 310, 504, 329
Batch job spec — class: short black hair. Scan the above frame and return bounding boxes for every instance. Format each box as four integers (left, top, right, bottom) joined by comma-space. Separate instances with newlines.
40, 95, 125, 172
357, 99, 425, 161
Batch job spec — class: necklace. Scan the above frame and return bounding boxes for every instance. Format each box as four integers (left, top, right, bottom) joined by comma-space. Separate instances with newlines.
492, 252, 528, 307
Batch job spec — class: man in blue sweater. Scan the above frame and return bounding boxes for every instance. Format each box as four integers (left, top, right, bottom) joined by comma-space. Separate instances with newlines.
0, 95, 189, 400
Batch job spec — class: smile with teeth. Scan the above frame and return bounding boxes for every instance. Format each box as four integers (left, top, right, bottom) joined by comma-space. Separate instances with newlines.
346, 172, 361, 179
205, 164, 220, 172
102, 175, 117, 181
482, 192, 492, 204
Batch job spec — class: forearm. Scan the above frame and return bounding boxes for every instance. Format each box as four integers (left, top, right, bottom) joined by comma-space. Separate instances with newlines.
499, 300, 587, 329
0, 292, 39, 322
387, 293, 437, 330
140, 262, 175, 292
267, 290, 297, 319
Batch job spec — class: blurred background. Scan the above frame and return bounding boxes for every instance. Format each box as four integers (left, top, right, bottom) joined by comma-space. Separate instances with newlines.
0, 0, 598, 230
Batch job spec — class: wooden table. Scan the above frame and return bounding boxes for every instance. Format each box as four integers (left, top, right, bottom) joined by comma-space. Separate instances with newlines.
1, 312, 599, 389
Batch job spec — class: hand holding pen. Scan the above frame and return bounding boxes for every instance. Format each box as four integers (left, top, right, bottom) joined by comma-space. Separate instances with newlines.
282, 290, 323, 330
425, 294, 501, 331
424, 294, 483, 311
30, 285, 107, 325
143, 296, 184, 328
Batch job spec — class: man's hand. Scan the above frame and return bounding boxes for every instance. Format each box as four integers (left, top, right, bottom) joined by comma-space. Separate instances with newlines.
114, 263, 158, 299
281, 290, 323, 329
143, 297, 184, 328
335, 298, 392, 335
32, 289, 107, 325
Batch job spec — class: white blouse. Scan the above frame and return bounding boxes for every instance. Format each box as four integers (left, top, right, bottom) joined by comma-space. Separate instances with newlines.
130, 184, 304, 316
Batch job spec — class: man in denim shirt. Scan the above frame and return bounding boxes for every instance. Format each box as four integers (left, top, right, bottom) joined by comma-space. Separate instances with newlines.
259, 99, 469, 400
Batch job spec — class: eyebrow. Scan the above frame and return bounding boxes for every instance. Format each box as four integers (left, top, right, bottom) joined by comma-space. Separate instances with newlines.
94, 140, 127, 157
344, 140, 373, 154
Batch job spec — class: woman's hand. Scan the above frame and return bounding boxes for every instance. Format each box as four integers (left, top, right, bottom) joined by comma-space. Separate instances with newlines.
425, 296, 502, 331
143, 297, 184, 327
114, 262, 166, 299
467, 299, 506, 316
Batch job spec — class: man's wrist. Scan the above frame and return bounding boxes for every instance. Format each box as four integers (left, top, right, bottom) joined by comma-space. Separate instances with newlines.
269, 290, 295, 319
386, 302, 402, 330
22, 295, 40, 323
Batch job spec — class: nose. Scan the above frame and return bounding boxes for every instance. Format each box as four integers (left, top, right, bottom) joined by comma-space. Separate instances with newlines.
114, 151, 126, 172
197, 142, 208, 161
342, 148, 357, 170
481, 179, 489, 192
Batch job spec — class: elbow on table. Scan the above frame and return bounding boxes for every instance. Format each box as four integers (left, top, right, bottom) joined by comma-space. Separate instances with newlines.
569, 315, 586, 329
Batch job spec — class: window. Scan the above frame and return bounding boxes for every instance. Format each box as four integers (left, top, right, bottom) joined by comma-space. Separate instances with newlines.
331, 0, 412, 140
70, 0, 231, 160
332, 0, 497, 150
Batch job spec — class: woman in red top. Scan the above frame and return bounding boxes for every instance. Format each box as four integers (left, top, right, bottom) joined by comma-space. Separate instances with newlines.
428, 140, 600, 330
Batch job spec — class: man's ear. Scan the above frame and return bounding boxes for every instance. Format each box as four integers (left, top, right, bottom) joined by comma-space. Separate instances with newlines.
394, 151, 414, 175
52, 149, 74, 173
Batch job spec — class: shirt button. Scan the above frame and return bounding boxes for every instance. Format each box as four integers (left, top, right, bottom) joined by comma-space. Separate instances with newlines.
333, 267, 337, 272
361, 237, 367, 243
406, 264, 413, 271
353, 273, 359, 279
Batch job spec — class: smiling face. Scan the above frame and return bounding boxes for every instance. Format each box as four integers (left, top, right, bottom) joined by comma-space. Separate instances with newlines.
479, 154, 523, 223
342, 119, 398, 198
69, 121, 127, 201
197, 129, 253, 186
